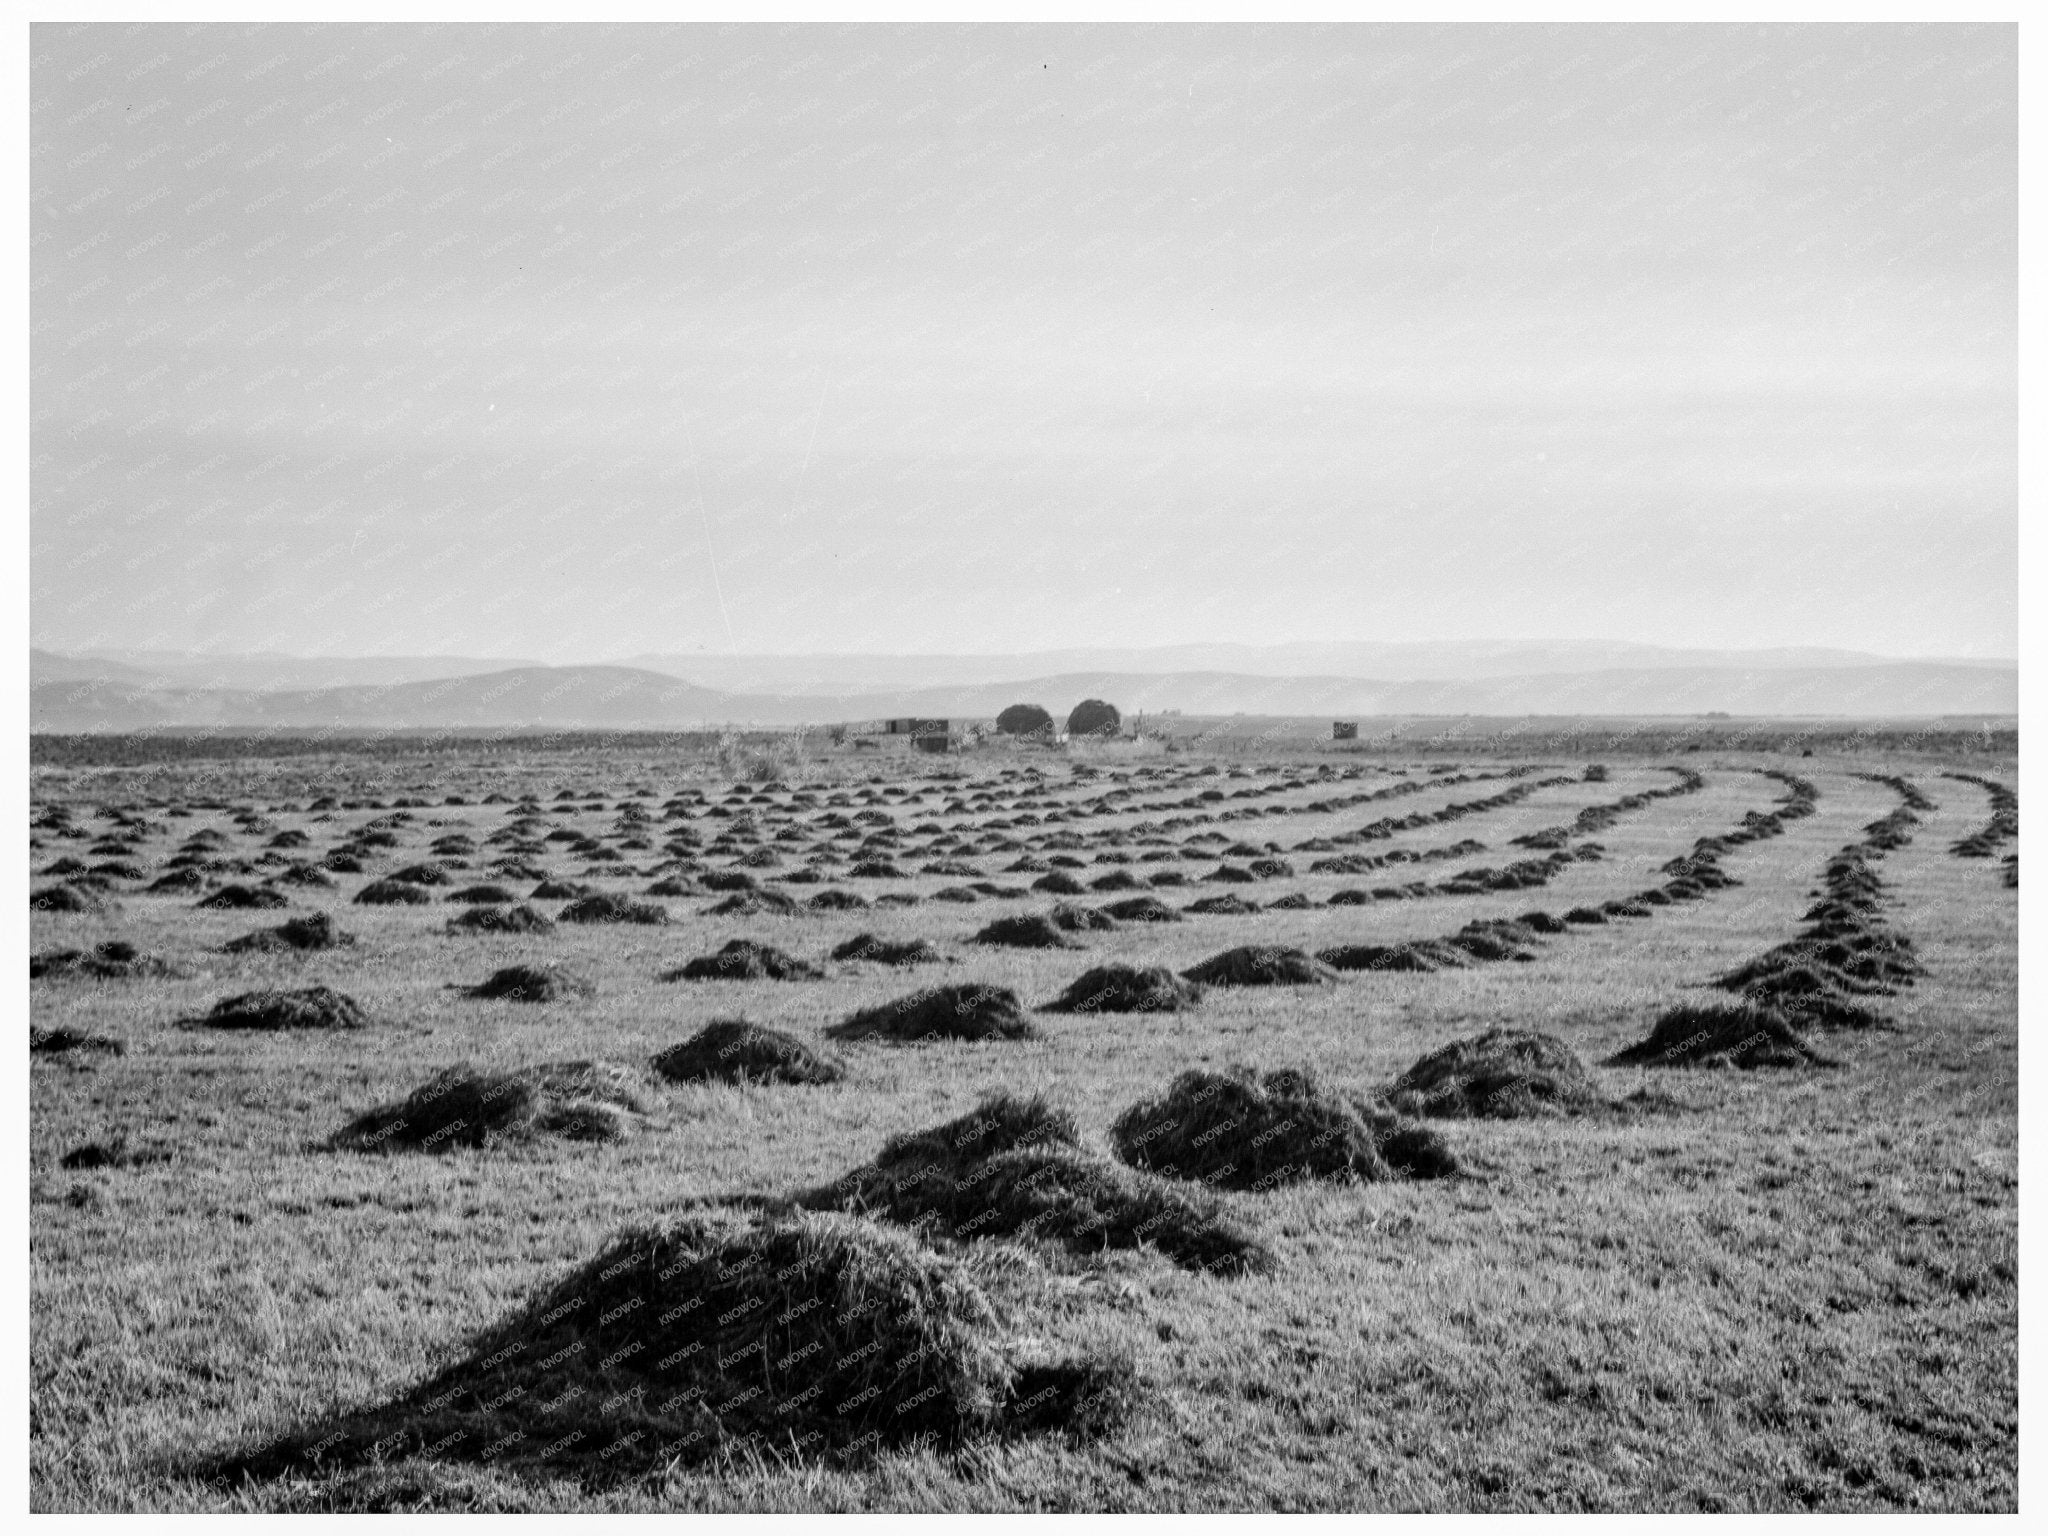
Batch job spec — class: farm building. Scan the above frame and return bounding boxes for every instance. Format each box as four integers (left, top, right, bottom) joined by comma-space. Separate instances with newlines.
882, 718, 950, 738
1333, 721, 1359, 741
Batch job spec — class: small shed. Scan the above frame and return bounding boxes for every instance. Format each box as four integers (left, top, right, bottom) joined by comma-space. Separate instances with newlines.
1332, 721, 1359, 741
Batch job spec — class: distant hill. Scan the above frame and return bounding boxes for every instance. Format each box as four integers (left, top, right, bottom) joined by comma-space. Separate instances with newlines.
38, 649, 545, 692
27, 658, 2018, 732
619, 640, 2015, 694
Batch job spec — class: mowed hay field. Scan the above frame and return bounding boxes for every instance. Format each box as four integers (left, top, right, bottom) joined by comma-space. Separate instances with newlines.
29, 738, 2018, 1511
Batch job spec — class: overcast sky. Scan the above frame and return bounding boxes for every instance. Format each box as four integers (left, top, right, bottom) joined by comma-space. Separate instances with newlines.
30, 22, 2015, 663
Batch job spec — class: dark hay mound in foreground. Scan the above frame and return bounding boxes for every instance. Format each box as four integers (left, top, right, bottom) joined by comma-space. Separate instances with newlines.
814, 1094, 1269, 1275
332, 1060, 651, 1152
356, 879, 433, 906
30, 1025, 126, 1057
193, 985, 369, 1032
828, 983, 1038, 1043
214, 1206, 1134, 1486
831, 933, 944, 965
1047, 902, 1121, 933
446, 902, 556, 935
196, 883, 289, 910
667, 939, 824, 981
224, 911, 356, 953
652, 1018, 844, 1086
1607, 1002, 1836, 1070
971, 913, 1080, 949
1111, 1065, 1458, 1189
559, 892, 670, 925
1046, 964, 1204, 1014
32, 940, 183, 980
1181, 945, 1337, 987
467, 964, 597, 1002
1386, 1029, 1607, 1119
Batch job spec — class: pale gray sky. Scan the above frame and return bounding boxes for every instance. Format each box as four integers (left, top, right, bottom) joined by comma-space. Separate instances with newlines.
31, 22, 2016, 663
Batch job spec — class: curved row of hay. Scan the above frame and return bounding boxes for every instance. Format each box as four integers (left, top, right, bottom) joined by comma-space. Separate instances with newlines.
1313, 770, 1817, 981
1612, 773, 1917, 1069
1944, 771, 2018, 863
1509, 765, 1705, 850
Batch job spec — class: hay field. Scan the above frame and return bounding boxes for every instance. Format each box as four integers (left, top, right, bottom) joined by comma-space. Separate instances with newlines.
28, 736, 2017, 1511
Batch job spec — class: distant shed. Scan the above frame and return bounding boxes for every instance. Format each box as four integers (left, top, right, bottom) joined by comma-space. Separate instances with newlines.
1332, 721, 1359, 741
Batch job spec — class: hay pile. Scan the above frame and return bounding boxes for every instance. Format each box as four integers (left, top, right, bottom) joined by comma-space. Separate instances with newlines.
1112, 1066, 1457, 1189
193, 985, 369, 1032
815, 1094, 1268, 1274
333, 1060, 651, 1151
219, 1206, 1134, 1483
224, 912, 356, 953
196, 884, 292, 909
1045, 964, 1204, 1014
1030, 871, 1087, 895
1386, 1029, 1607, 1118
32, 940, 183, 979
1607, 1002, 1835, 1070
652, 1019, 844, 1086
1100, 895, 1182, 923
971, 914, 1079, 950
447, 884, 517, 905
1047, 902, 1120, 933
559, 893, 670, 925
1181, 945, 1337, 987
1186, 893, 1260, 916
704, 889, 803, 917
831, 933, 943, 965
59, 1136, 172, 1170
30, 1025, 126, 1056
356, 879, 433, 906
32, 882, 117, 914
467, 964, 597, 1002
667, 939, 825, 981
529, 879, 592, 900
446, 902, 556, 934
828, 983, 1038, 1043
807, 887, 870, 911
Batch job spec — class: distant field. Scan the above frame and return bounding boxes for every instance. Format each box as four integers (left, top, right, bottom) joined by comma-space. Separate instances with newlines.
29, 735, 2017, 1511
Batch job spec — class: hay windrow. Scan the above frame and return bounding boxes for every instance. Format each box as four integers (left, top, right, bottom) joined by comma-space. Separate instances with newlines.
446, 903, 557, 935
652, 1019, 845, 1086
191, 985, 369, 1032
224, 912, 356, 953
831, 933, 944, 965
1607, 1002, 1836, 1070
1181, 945, 1337, 987
1110, 1066, 1458, 1189
1386, 1029, 1608, 1118
970, 914, 1080, 950
1045, 964, 1204, 1014
467, 964, 598, 1002
215, 1206, 1132, 1484
332, 1059, 651, 1151
813, 1093, 1269, 1275
559, 893, 671, 925
33, 940, 185, 979
827, 983, 1038, 1043
666, 939, 825, 981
